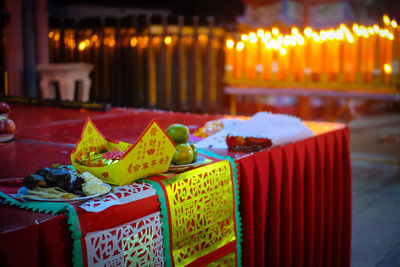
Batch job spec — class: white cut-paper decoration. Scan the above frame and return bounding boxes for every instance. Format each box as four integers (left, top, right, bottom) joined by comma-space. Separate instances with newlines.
85, 212, 164, 267
79, 182, 156, 212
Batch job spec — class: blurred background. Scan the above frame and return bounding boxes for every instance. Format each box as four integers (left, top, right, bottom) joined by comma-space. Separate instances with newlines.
0, 0, 399, 118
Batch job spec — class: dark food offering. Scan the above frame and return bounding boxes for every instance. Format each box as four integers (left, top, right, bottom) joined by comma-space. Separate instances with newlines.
23, 167, 86, 197
23, 174, 48, 189
226, 135, 273, 152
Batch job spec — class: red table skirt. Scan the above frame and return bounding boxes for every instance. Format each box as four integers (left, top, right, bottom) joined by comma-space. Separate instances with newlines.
238, 127, 351, 267
0, 127, 351, 267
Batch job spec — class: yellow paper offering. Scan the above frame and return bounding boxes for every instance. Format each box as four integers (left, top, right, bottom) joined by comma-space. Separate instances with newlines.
71, 117, 176, 185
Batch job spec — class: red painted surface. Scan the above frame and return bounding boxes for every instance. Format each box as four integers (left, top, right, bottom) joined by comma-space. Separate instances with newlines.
1, 104, 223, 179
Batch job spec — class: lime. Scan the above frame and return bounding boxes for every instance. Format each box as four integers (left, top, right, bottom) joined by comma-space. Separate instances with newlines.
172, 143, 193, 165
189, 142, 198, 162
166, 124, 190, 144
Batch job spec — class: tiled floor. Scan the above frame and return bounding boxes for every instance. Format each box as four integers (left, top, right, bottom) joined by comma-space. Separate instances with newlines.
349, 113, 400, 267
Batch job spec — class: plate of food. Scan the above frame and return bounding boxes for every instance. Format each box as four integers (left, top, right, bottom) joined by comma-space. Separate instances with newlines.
17, 167, 111, 203
0, 133, 15, 143
168, 154, 208, 172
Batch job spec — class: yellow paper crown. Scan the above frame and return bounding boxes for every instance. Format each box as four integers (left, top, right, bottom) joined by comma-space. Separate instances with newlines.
71, 117, 176, 185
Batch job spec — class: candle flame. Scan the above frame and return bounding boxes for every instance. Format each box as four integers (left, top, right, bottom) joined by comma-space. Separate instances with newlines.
373, 25, 380, 33
236, 41, 245, 51
283, 35, 291, 46
257, 29, 264, 37
164, 36, 172, 45
54, 33, 60, 42
304, 27, 312, 37
346, 33, 354, 43
291, 27, 299, 35
249, 32, 257, 43
78, 41, 86, 51
360, 27, 369, 38
226, 39, 234, 49
296, 35, 305, 45
312, 33, 320, 42
339, 24, 350, 34
272, 27, 279, 36
391, 20, 398, 28
279, 48, 287, 55
353, 24, 362, 36
383, 64, 392, 74
383, 15, 390, 25
368, 27, 374, 35
108, 39, 116, 47
241, 34, 249, 42
336, 29, 344, 40
320, 31, 327, 41
48, 31, 54, 38
130, 37, 137, 47
91, 34, 98, 42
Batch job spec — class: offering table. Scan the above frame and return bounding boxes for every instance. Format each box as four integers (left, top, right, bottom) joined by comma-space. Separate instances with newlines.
0, 104, 351, 267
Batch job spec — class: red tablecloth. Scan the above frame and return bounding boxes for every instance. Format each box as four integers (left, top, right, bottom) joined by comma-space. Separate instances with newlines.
237, 127, 351, 267
0, 105, 351, 266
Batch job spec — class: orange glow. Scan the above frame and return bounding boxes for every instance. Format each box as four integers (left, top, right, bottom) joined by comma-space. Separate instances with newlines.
108, 39, 116, 47
48, 31, 54, 38
54, 33, 60, 42
130, 37, 137, 47
91, 34, 98, 42
198, 34, 207, 42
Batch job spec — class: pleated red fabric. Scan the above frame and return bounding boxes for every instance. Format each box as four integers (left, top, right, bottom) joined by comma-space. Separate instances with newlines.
237, 127, 351, 267
239, 156, 256, 267
253, 150, 270, 266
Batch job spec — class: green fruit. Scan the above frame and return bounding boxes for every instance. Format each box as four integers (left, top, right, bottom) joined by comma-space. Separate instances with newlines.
166, 124, 190, 144
172, 143, 193, 165
189, 142, 198, 162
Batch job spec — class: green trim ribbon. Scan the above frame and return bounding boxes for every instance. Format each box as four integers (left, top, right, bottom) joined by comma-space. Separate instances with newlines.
0, 191, 83, 267
146, 149, 243, 267
144, 181, 173, 267
198, 148, 243, 267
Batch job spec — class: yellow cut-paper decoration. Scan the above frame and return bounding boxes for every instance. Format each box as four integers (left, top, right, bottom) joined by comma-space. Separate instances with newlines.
71, 117, 176, 185
161, 160, 237, 266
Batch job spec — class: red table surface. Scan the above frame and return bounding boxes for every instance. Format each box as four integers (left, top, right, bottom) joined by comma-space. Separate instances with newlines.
0, 104, 351, 267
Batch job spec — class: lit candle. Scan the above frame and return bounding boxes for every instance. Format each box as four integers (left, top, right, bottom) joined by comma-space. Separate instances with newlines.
246, 32, 258, 79
261, 40, 273, 80
309, 32, 322, 81
234, 41, 245, 79
225, 39, 235, 81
